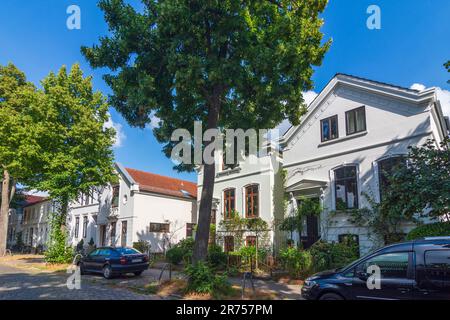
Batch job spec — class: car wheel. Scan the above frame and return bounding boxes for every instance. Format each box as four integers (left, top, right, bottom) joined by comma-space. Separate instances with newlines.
134, 271, 143, 277
102, 265, 113, 279
319, 293, 344, 300
78, 262, 85, 275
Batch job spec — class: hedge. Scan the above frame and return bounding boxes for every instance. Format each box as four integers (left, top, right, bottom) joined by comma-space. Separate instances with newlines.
406, 222, 450, 240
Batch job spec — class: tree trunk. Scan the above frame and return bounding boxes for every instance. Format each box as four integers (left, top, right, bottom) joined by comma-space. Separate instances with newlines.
0, 169, 11, 256
192, 93, 221, 264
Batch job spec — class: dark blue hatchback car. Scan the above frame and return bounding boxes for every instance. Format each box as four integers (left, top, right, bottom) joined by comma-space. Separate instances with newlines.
301, 237, 450, 300
78, 247, 149, 279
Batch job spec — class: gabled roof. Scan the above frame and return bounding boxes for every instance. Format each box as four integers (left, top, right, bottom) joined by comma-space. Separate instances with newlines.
282, 73, 438, 144
124, 167, 197, 199
23, 195, 48, 208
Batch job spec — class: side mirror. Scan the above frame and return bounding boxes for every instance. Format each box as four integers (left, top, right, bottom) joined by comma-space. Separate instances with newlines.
357, 271, 369, 281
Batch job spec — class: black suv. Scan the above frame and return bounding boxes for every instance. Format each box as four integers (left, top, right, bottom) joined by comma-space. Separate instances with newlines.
301, 237, 450, 300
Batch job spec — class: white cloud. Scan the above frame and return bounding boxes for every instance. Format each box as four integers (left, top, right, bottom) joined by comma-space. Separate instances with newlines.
144, 112, 161, 131
104, 113, 126, 148
410, 83, 426, 91
409, 83, 450, 118
273, 90, 319, 138
303, 90, 319, 105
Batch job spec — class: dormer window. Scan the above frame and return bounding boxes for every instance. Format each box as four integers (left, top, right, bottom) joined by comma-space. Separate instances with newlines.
346, 106, 366, 135
320, 115, 338, 142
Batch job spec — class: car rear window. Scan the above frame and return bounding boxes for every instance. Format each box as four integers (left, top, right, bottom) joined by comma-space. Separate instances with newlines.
115, 248, 141, 255
424, 250, 450, 285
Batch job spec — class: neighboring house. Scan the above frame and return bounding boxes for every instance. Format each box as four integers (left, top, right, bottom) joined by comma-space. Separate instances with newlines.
198, 74, 449, 256
196, 145, 285, 253
68, 163, 197, 253
20, 196, 54, 251
281, 74, 449, 254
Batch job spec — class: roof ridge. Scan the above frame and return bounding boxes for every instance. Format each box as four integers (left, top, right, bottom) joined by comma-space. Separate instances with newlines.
335, 73, 420, 93
124, 167, 197, 187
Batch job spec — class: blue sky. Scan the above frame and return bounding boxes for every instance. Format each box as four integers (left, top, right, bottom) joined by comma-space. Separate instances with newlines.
1, 0, 449, 183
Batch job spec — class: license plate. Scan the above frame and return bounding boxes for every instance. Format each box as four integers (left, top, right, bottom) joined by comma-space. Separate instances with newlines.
132, 258, 142, 263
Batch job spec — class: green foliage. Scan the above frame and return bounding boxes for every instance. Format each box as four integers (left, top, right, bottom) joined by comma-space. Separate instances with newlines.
309, 240, 359, 272
185, 261, 231, 298
207, 244, 227, 270
238, 245, 269, 266
133, 240, 151, 254
45, 213, 73, 264
349, 192, 413, 246
83, 0, 330, 262
280, 197, 322, 247
28, 64, 116, 206
392, 139, 450, 221
348, 139, 450, 246
83, 0, 330, 161
166, 246, 185, 265
406, 222, 450, 240
279, 247, 313, 278
0, 64, 41, 182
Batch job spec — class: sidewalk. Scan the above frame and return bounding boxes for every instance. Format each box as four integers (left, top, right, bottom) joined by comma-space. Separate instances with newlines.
0, 254, 302, 300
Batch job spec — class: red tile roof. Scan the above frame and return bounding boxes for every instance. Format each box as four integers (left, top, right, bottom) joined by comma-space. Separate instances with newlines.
125, 168, 197, 199
24, 195, 47, 207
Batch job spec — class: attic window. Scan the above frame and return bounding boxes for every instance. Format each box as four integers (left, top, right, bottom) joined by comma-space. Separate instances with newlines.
320, 115, 338, 142
346, 106, 366, 135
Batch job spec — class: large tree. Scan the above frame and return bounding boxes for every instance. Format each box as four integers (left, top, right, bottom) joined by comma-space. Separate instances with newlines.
0, 64, 41, 256
30, 64, 117, 221
82, 0, 330, 262
0, 63, 116, 257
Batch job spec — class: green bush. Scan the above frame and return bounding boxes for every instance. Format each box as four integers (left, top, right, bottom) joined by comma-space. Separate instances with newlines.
185, 261, 232, 298
406, 222, 450, 240
309, 240, 359, 272
207, 244, 227, 269
166, 246, 185, 265
279, 247, 313, 278
237, 245, 270, 269
133, 240, 151, 254
45, 214, 74, 264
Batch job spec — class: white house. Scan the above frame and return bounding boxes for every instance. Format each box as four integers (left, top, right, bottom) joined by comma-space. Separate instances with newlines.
198, 74, 449, 256
68, 163, 197, 253
196, 145, 285, 253
20, 196, 55, 251
282, 73, 448, 254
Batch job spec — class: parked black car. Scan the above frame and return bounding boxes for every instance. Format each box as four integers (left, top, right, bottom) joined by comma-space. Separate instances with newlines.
78, 247, 149, 279
302, 237, 450, 300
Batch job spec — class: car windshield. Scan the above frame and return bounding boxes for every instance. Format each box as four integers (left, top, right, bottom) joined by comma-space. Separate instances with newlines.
339, 249, 378, 271
114, 248, 141, 255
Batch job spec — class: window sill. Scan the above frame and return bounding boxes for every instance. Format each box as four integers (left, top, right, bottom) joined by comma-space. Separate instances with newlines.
318, 131, 368, 148
216, 166, 241, 178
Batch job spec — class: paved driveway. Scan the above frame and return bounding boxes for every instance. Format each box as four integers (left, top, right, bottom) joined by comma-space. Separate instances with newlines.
0, 263, 160, 300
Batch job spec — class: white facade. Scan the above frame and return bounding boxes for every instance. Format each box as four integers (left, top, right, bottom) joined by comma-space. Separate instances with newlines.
196, 148, 285, 253
198, 74, 449, 256
21, 199, 54, 250
68, 163, 197, 253
282, 74, 448, 254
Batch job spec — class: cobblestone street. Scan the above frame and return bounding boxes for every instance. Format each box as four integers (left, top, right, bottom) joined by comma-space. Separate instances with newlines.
0, 263, 161, 300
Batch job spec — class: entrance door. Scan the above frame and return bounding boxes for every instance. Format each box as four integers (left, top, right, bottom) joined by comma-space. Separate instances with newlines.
305, 215, 319, 246
298, 197, 320, 249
